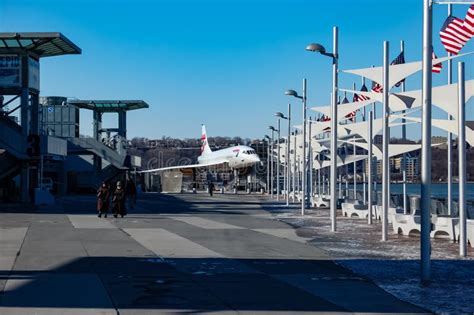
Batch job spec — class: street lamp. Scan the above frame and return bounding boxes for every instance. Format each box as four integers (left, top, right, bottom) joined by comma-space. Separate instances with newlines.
271, 121, 281, 201
286, 79, 308, 215
306, 26, 338, 232
264, 135, 271, 196
268, 126, 277, 198
276, 107, 291, 206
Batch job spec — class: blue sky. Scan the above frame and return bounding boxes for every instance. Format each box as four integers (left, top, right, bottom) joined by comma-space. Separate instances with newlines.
1, 0, 473, 140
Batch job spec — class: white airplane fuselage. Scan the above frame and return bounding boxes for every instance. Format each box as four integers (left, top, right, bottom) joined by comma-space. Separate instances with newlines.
197, 145, 260, 169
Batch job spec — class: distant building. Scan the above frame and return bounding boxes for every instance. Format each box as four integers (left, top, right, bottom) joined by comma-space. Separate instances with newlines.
374, 134, 383, 145
365, 152, 419, 181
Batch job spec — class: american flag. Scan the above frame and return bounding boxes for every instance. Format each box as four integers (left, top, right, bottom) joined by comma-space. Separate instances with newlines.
432, 48, 442, 73
464, 5, 474, 35
390, 51, 405, 87
439, 15, 473, 55
353, 83, 370, 102
372, 81, 383, 93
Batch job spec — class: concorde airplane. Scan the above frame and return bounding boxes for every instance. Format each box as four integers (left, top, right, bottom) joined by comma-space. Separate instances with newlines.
139, 125, 261, 173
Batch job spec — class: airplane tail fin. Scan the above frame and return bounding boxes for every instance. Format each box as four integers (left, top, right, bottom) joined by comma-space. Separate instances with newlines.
200, 124, 212, 156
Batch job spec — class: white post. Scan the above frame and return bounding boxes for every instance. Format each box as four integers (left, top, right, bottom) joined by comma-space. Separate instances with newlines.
330, 26, 339, 232
421, 0, 432, 284
293, 132, 297, 202
353, 139, 357, 200
308, 117, 313, 201
447, 4, 453, 217
322, 173, 326, 197
382, 41, 390, 242
277, 119, 281, 201
363, 172, 366, 205
368, 111, 374, 225
458, 61, 466, 257
301, 78, 308, 215
317, 165, 321, 197
338, 174, 342, 199
267, 140, 270, 194
287, 103, 291, 206
401, 40, 408, 215
271, 130, 274, 198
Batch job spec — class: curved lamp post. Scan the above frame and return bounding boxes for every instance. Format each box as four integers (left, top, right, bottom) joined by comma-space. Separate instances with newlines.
264, 135, 271, 196
276, 108, 291, 206
306, 26, 338, 232
268, 126, 277, 198
286, 81, 308, 215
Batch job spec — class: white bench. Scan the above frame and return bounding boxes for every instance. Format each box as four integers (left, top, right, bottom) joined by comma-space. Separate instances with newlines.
454, 218, 474, 247
342, 201, 369, 218
431, 216, 458, 240
312, 196, 329, 208
374, 205, 402, 223
391, 213, 422, 236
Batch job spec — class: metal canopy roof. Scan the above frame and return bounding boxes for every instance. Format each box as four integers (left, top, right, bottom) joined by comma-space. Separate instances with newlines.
0, 32, 81, 57
68, 100, 150, 112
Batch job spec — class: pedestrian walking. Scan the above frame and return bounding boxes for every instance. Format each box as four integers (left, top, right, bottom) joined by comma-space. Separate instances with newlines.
208, 181, 214, 196
97, 181, 110, 218
126, 179, 137, 209
112, 181, 127, 218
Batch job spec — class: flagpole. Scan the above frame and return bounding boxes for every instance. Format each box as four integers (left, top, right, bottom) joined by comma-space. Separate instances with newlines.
368, 111, 374, 225
458, 61, 467, 257
382, 41, 390, 242
330, 26, 339, 232
352, 83, 357, 200
421, 0, 433, 284
400, 40, 408, 215
447, 3, 453, 217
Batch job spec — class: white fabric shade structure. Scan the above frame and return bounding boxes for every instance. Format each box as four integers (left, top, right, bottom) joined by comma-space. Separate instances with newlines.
333, 80, 474, 116
341, 51, 473, 87
278, 53, 474, 183
310, 98, 374, 120
393, 114, 474, 146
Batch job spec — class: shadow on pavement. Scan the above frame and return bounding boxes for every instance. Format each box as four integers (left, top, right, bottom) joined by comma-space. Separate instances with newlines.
0, 256, 428, 313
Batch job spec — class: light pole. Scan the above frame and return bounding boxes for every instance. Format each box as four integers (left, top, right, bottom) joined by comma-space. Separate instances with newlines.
268, 126, 277, 198
306, 26, 338, 231
293, 130, 297, 202
265, 135, 271, 195
276, 106, 291, 206
286, 80, 308, 215
421, 0, 432, 284
382, 41, 390, 242
276, 121, 281, 201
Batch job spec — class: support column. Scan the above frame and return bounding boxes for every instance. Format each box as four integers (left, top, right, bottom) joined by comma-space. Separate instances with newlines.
118, 110, 127, 138
93, 110, 102, 141
93, 110, 102, 174
20, 54, 30, 203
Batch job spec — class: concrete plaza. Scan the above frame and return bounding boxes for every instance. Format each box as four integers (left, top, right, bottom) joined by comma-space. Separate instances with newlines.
0, 193, 426, 314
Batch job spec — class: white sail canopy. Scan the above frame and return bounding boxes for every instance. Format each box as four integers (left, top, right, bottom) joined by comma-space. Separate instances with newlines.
341, 52, 473, 88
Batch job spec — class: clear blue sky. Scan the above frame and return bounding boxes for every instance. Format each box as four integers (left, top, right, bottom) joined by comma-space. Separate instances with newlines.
1, 0, 473, 140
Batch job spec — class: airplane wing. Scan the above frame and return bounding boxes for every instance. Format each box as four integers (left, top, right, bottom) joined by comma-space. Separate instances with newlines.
138, 161, 228, 173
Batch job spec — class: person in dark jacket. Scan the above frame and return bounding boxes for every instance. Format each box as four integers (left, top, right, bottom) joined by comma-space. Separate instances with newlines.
97, 181, 110, 218
112, 181, 127, 218
126, 179, 137, 209
208, 182, 215, 196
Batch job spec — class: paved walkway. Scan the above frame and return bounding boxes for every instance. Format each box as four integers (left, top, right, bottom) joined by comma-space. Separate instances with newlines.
0, 193, 427, 314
